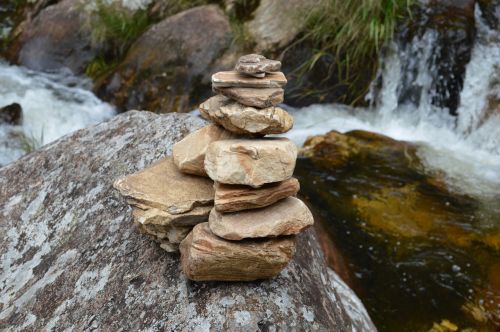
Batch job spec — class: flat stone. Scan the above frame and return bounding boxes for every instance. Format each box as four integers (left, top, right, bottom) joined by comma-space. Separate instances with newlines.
212, 71, 287, 88
199, 95, 293, 135
209, 197, 313, 240
204, 138, 297, 187
214, 178, 300, 212
113, 157, 214, 215
173, 124, 236, 176
132, 208, 194, 252
235, 54, 281, 77
213, 87, 284, 108
180, 223, 296, 281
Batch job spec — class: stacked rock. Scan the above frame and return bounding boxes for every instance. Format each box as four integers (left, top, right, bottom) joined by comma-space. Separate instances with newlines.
176, 54, 314, 281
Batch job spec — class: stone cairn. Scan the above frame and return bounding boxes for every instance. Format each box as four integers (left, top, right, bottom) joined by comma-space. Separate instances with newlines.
114, 54, 314, 281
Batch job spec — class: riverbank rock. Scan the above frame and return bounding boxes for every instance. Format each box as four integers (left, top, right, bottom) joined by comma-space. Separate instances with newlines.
180, 223, 296, 281
172, 124, 236, 176
214, 178, 300, 212
96, 5, 232, 113
213, 86, 284, 108
0, 110, 375, 331
199, 95, 293, 135
209, 197, 314, 240
205, 138, 297, 187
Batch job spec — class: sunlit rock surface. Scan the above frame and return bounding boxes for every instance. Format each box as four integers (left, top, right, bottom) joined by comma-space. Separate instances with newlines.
0, 111, 375, 331
298, 129, 500, 331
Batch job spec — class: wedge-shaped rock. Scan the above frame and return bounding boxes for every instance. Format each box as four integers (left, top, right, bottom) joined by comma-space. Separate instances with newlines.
133, 208, 194, 252
173, 124, 236, 176
212, 71, 287, 88
234, 54, 281, 77
213, 87, 284, 108
205, 138, 297, 187
209, 197, 313, 240
199, 95, 293, 135
215, 178, 300, 212
113, 157, 214, 216
180, 223, 296, 281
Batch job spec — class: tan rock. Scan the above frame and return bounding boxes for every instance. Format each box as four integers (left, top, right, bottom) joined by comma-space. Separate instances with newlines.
180, 223, 296, 281
209, 197, 313, 240
214, 178, 300, 212
234, 54, 281, 77
199, 95, 293, 135
133, 208, 193, 252
172, 124, 236, 176
113, 157, 214, 215
213, 87, 284, 108
204, 138, 297, 187
212, 71, 287, 88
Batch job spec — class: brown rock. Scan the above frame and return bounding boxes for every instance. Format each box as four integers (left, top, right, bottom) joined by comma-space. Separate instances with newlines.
214, 178, 300, 212
204, 138, 297, 187
209, 197, 313, 240
199, 95, 293, 135
213, 87, 284, 108
180, 223, 296, 281
172, 124, 236, 176
212, 71, 287, 88
235, 54, 282, 77
113, 157, 214, 216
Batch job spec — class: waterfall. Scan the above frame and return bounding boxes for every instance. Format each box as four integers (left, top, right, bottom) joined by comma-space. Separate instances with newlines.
285, 4, 500, 200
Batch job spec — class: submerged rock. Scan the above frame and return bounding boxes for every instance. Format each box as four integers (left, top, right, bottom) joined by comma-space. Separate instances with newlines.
0, 102, 22, 125
0, 111, 374, 331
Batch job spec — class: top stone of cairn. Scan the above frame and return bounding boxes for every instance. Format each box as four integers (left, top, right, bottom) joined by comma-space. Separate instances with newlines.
235, 54, 281, 78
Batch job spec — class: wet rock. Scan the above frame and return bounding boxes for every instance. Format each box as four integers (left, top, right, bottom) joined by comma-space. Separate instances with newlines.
209, 197, 313, 240
8, 0, 95, 74
0, 102, 22, 125
172, 124, 237, 176
235, 53, 281, 77
96, 5, 232, 113
114, 156, 214, 216
213, 86, 284, 108
214, 177, 300, 213
180, 223, 296, 281
212, 71, 287, 88
0, 110, 375, 331
199, 95, 293, 135
205, 138, 297, 187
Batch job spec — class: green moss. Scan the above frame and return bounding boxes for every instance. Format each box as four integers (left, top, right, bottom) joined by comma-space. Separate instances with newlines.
292, 0, 414, 105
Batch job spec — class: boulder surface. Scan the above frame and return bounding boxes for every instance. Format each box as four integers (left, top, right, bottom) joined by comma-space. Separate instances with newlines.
0, 111, 375, 331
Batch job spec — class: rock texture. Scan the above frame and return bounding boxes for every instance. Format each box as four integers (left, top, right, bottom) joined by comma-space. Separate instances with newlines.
209, 197, 314, 240
214, 178, 300, 212
199, 95, 293, 135
172, 124, 236, 176
212, 71, 287, 88
0, 102, 22, 125
213, 86, 284, 108
0, 111, 375, 331
204, 138, 297, 187
180, 223, 296, 281
235, 54, 281, 77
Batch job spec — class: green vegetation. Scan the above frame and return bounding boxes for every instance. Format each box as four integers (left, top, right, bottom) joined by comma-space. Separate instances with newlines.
18, 129, 43, 154
293, 0, 414, 104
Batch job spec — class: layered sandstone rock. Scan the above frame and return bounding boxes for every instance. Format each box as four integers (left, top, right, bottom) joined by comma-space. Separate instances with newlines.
204, 138, 297, 187
213, 86, 284, 108
234, 54, 282, 77
199, 95, 293, 135
209, 197, 314, 240
212, 71, 287, 88
180, 223, 296, 281
172, 124, 236, 176
214, 178, 300, 212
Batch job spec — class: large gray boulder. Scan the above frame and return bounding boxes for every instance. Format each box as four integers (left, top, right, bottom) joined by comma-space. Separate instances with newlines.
0, 111, 375, 331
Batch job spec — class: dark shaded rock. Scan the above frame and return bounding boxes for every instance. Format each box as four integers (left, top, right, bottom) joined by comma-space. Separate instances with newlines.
297, 129, 500, 331
96, 5, 232, 113
7, 0, 95, 74
0, 111, 375, 331
0, 102, 22, 125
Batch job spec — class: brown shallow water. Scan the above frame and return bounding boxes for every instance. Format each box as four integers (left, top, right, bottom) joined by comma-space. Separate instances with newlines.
296, 130, 500, 332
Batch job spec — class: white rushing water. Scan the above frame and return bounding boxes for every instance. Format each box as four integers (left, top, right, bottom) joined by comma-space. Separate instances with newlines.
285, 5, 500, 201
0, 63, 115, 166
